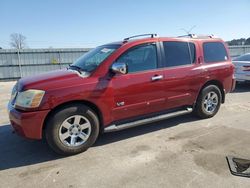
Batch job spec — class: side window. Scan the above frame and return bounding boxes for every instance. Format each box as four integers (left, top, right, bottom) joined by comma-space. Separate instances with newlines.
116, 43, 158, 73
163, 41, 195, 67
203, 42, 228, 63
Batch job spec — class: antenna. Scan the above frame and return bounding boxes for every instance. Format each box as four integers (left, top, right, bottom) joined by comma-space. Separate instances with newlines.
180, 25, 196, 35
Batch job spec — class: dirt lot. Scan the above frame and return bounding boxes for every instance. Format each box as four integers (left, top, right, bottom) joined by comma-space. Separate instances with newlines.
0, 81, 250, 188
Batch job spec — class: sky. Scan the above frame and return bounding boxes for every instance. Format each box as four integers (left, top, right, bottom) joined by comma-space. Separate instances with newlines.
0, 0, 250, 49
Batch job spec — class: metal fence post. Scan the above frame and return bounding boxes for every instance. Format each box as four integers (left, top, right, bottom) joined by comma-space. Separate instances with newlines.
58, 51, 62, 69
17, 49, 23, 77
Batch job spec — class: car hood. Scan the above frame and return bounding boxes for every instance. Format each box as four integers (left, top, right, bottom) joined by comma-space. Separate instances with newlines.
18, 69, 90, 91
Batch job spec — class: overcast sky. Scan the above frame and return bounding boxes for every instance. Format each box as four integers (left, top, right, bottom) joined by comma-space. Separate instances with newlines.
0, 0, 250, 48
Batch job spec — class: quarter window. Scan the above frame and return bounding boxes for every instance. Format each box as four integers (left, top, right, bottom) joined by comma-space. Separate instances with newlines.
163, 42, 195, 67
203, 42, 228, 63
116, 43, 158, 73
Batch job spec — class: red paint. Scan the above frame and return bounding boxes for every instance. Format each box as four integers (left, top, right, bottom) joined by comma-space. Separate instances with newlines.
8, 103, 49, 139
8, 36, 235, 139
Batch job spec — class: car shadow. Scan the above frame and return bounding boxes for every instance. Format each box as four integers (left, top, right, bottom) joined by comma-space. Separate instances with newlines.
0, 124, 61, 171
0, 114, 199, 171
233, 83, 250, 93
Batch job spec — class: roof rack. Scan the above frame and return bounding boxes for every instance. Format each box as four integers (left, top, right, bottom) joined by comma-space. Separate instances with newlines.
177, 34, 217, 39
123, 34, 158, 42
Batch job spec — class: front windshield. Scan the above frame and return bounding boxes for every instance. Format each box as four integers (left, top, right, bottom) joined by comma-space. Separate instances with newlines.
71, 44, 120, 72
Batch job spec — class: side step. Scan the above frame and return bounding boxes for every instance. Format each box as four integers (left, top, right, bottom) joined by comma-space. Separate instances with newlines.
104, 107, 193, 133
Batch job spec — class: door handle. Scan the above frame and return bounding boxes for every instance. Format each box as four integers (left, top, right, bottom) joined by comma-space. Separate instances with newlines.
151, 75, 163, 81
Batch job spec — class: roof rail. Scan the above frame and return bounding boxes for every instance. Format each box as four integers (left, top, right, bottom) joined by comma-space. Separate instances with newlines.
123, 34, 158, 42
177, 34, 217, 39
178, 34, 197, 38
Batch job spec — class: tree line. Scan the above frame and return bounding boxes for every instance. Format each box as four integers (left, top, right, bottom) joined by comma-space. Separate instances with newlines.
227, 38, 250, 46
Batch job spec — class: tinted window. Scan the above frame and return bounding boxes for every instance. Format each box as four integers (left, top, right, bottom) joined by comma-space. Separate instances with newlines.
116, 43, 157, 73
233, 54, 250, 61
163, 42, 195, 67
203, 42, 228, 63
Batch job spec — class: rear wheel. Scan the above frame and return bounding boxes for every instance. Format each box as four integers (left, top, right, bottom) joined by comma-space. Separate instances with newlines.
45, 104, 99, 155
194, 85, 222, 119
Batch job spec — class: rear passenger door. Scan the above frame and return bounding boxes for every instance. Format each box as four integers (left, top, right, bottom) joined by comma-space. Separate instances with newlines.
161, 41, 202, 109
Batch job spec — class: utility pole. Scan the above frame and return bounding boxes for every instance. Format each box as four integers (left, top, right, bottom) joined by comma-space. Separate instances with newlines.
17, 44, 23, 77
10, 33, 26, 78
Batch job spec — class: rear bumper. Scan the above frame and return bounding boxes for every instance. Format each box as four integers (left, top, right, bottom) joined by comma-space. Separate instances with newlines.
8, 103, 50, 139
235, 73, 250, 82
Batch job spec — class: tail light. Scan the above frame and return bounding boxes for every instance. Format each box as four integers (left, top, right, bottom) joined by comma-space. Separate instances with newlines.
242, 66, 250, 71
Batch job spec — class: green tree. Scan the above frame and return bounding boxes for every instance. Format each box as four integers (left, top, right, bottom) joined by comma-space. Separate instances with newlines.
245, 37, 250, 45
227, 38, 246, 46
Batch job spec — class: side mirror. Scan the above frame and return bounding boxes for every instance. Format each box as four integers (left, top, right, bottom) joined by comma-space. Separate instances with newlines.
111, 62, 128, 74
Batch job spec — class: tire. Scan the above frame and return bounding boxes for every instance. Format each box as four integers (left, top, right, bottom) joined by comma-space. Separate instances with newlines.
194, 85, 222, 119
45, 104, 99, 155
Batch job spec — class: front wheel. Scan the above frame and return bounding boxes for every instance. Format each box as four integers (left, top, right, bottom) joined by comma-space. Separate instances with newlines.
194, 85, 222, 119
45, 104, 99, 155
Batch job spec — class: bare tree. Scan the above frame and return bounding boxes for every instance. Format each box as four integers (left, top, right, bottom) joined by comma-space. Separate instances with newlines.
10, 33, 26, 49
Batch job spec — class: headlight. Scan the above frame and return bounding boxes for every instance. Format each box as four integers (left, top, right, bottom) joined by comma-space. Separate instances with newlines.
10, 83, 18, 103
15, 89, 45, 108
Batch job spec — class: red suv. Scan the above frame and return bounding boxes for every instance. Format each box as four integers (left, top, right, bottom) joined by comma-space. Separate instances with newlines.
8, 34, 235, 155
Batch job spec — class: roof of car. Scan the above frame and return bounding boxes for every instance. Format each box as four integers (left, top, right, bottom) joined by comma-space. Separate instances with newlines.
103, 34, 223, 46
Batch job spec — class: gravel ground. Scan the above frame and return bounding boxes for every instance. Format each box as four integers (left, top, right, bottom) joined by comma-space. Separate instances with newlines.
0, 81, 250, 188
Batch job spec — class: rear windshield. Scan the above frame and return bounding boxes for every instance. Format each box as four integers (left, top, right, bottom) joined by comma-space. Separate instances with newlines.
203, 42, 228, 63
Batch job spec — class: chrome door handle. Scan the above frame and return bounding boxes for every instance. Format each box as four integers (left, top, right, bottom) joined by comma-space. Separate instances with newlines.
151, 75, 163, 81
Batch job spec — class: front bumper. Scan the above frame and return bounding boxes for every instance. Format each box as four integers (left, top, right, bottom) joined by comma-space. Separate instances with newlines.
8, 103, 50, 139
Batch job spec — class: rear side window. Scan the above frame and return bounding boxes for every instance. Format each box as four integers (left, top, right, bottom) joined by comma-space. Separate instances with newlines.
203, 42, 228, 63
163, 41, 196, 67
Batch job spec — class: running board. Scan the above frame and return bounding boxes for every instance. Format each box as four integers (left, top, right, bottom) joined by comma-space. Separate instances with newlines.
104, 107, 193, 133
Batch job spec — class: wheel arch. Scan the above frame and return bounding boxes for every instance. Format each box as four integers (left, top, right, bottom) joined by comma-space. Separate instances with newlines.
196, 80, 225, 104
42, 100, 103, 135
